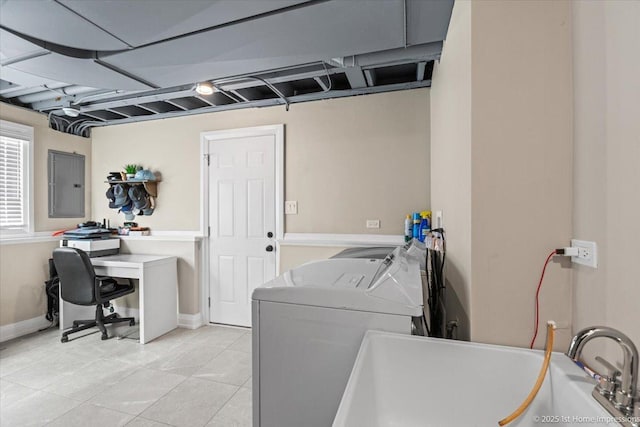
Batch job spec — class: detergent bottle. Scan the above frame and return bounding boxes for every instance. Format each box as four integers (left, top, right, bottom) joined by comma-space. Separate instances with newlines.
404, 214, 412, 242
419, 211, 431, 242
412, 213, 421, 239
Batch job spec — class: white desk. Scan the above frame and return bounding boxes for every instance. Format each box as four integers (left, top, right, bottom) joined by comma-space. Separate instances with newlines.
59, 254, 178, 344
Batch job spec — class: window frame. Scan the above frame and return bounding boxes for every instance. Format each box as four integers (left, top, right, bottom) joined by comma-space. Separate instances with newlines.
0, 119, 34, 238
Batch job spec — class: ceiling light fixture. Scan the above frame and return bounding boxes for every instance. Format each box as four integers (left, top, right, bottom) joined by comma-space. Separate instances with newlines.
195, 82, 214, 95
62, 106, 80, 117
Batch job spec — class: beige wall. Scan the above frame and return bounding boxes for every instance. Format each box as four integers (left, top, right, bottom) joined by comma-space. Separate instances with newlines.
0, 104, 92, 231
89, 90, 430, 317
1, 91, 430, 327
470, 0, 573, 349
90, 90, 430, 235
431, 0, 574, 349
572, 0, 640, 364
0, 105, 92, 327
430, 0, 472, 341
0, 241, 59, 325
118, 239, 201, 315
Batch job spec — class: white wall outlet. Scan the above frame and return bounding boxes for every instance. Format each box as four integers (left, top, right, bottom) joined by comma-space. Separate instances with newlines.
570, 239, 598, 268
284, 201, 298, 215
366, 219, 380, 229
433, 210, 443, 229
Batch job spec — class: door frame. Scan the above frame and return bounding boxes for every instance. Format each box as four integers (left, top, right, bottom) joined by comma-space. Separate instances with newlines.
200, 124, 284, 325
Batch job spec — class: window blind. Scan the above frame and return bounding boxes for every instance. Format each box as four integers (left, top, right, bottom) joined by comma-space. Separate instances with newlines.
0, 134, 26, 231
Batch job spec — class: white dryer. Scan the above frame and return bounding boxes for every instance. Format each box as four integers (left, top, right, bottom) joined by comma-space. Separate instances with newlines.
251, 248, 424, 427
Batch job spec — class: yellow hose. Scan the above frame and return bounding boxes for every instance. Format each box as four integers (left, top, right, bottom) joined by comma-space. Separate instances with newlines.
498, 321, 556, 426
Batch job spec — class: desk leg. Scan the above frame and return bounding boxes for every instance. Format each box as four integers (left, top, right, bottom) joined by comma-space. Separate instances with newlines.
139, 260, 178, 344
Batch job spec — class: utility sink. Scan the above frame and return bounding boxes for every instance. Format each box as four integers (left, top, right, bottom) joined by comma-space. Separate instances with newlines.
333, 331, 616, 427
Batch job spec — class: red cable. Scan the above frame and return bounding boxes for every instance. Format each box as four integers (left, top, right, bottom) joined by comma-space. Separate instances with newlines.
529, 250, 558, 349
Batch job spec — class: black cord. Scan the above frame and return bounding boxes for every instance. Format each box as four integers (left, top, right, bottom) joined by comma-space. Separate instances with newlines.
428, 249, 443, 337
425, 228, 446, 338
422, 312, 431, 336
438, 230, 446, 288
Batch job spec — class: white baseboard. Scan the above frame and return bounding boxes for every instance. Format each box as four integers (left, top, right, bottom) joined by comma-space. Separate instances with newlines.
0, 316, 52, 343
178, 312, 204, 329
281, 233, 405, 247
1, 310, 203, 342
113, 308, 203, 330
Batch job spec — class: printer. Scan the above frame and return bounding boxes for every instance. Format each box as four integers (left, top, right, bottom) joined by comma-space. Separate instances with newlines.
59, 238, 120, 257
60, 225, 120, 257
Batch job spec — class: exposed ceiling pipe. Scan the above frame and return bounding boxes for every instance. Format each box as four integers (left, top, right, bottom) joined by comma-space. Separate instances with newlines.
17, 85, 98, 103
67, 118, 92, 134
76, 120, 103, 134
73, 86, 197, 113
318, 62, 332, 92
30, 88, 143, 111
0, 50, 50, 67
41, 85, 68, 97
73, 89, 129, 105
50, 85, 98, 96
48, 111, 72, 132
244, 76, 290, 111
2, 82, 69, 98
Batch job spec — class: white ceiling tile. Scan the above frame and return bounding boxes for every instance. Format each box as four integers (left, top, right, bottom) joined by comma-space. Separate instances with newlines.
101, 0, 405, 87
8, 54, 152, 90
0, 65, 67, 87
0, 28, 48, 62
0, 0, 129, 50
58, 0, 312, 47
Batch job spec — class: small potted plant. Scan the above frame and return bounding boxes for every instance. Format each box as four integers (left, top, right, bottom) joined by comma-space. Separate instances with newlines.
124, 164, 138, 180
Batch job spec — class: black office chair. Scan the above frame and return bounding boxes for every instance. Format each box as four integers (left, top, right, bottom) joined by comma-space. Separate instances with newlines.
53, 247, 136, 343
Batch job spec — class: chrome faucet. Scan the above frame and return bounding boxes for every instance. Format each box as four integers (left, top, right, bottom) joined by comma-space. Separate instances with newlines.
567, 326, 639, 425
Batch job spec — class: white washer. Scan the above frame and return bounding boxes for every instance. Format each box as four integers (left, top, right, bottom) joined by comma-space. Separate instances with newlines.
252, 248, 424, 427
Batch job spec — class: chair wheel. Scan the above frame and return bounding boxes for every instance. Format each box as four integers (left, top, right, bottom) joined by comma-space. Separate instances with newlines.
101, 333, 108, 340
129, 320, 135, 326
61, 336, 68, 343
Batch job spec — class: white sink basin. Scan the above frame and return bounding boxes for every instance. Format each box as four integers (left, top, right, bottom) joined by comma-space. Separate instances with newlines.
333, 331, 616, 427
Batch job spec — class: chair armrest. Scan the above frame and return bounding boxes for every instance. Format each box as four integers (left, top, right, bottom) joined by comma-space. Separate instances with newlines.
95, 276, 135, 295
95, 276, 117, 293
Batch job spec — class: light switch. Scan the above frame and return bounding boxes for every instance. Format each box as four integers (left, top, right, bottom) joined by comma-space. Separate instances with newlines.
366, 219, 380, 229
285, 201, 298, 215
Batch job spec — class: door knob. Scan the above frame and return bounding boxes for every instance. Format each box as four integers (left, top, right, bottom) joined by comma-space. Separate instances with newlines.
267, 231, 274, 238
266, 245, 274, 252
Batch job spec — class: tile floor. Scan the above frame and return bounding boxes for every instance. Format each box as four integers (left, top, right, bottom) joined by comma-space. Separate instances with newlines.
0, 324, 252, 427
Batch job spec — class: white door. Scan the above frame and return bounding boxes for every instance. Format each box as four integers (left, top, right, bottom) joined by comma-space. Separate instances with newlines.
205, 126, 282, 327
